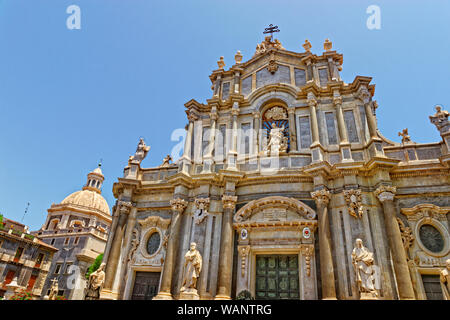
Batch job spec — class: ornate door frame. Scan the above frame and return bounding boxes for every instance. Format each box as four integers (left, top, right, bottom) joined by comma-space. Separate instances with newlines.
233, 196, 318, 300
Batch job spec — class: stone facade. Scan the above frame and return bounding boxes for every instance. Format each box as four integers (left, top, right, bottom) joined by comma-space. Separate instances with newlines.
0, 217, 57, 299
33, 166, 112, 300
101, 37, 450, 300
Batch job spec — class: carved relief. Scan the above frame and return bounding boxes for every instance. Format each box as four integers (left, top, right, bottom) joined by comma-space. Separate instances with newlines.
222, 195, 238, 211
194, 198, 210, 224
239, 246, 250, 277
170, 198, 188, 213
396, 218, 414, 256
344, 189, 364, 219
264, 107, 287, 121
118, 201, 133, 215
311, 189, 331, 207
254, 36, 284, 56
128, 228, 140, 265
301, 245, 314, 276
234, 196, 316, 223
374, 185, 396, 203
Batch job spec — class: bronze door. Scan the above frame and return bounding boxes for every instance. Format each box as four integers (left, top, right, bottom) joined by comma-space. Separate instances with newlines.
255, 255, 299, 300
131, 271, 161, 300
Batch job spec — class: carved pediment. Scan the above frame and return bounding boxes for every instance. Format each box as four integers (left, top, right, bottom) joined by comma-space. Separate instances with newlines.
138, 215, 171, 230
234, 196, 316, 223
401, 204, 450, 222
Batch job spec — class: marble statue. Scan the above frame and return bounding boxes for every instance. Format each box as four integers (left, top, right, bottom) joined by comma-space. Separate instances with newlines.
48, 278, 59, 300
351, 239, 378, 298
160, 154, 172, 167
85, 263, 106, 300
129, 138, 150, 164
266, 123, 287, 155
180, 242, 202, 294
440, 259, 450, 300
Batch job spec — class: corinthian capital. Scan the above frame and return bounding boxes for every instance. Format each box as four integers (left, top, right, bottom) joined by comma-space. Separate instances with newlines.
374, 185, 396, 203
118, 201, 133, 214
170, 198, 188, 213
333, 95, 342, 106
307, 97, 317, 108
356, 86, 371, 104
222, 195, 238, 210
311, 189, 331, 206
187, 112, 199, 122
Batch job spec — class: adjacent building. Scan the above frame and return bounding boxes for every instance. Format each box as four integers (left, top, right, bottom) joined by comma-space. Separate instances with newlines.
34, 165, 112, 299
101, 36, 450, 300
0, 216, 57, 298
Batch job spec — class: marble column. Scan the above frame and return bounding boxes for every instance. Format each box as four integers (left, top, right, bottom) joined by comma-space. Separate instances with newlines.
357, 87, 377, 139
103, 201, 132, 293
102, 202, 120, 265
117, 207, 137, 298
333, 96, 348, 144
154, 198, 187, 300
252, 111, 260, 156
288, 107, 297, 151
227, 105, 239, 170
311, 189, 337, 300
181, 113, 198, 173
375, 186, 415, 300
215, 195, 238, 300
203, 109, 217, 173
307, 96, 320, 146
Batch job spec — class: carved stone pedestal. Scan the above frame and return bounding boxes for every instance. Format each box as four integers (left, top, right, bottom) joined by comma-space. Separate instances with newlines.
360, 292, 379, 300
153, 292, 174, 300
179, 290, 200, 300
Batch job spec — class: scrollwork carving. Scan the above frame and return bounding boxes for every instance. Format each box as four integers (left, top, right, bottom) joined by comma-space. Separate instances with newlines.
344, 189, 364, 219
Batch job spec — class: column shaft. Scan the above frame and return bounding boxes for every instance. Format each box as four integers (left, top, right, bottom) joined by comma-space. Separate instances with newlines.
364, 103, 378, 139
216, 196, 237, 299
183, 120, 195, 160
381, 199, 415, 299
336, 103, 349, 143
288, 108, 297, 151
309, 102, 320, 145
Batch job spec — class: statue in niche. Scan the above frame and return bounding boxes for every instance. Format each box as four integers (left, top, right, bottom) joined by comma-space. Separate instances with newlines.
351, 239, 378, 298
180, 242, 202, 294
48, 278, 59, 300
129, 138, 150, 164
265, 123, 287, 155
440, 259, 450, 300
84, 263, 106, 300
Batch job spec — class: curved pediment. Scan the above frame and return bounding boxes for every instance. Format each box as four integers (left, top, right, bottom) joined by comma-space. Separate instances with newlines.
234, 196, 316, 223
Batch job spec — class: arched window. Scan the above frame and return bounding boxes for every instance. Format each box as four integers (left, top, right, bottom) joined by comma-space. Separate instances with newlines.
262, 105, 290, 152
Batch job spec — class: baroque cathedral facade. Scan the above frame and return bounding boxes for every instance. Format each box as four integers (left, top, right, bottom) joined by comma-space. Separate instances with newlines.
100, 36, 450, 300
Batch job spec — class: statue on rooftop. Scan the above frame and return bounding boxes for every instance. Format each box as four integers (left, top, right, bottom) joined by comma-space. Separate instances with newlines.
129, 138, 150, 164
398, 128, 412, 144
160, 154, 173, 167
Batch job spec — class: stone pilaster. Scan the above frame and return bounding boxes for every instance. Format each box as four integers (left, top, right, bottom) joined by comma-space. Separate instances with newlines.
252, 111, 260, 156
154, 198, 187, 300
374, 186, 415, 300
203, 108, 218, 173
215, 195, 238, 300
181, 112, 198, 174
311, 188, 337, 300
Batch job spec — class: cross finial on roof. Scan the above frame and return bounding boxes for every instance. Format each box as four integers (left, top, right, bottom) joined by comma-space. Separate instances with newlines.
263, 24, 280, 42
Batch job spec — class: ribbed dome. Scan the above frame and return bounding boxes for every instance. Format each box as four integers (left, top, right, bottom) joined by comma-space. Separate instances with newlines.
61, 189, 110, 216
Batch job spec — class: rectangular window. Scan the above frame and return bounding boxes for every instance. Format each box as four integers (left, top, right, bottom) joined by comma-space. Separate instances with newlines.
65, 263, 73, 274
298, 116, 312, 149
14, 247, 24, 262
318, 68, 329, 87
35, 253, 44, 268
215, 124, 227, 162
27, 275, 37, 290
344, 110, 359, 143
240, 123, 251, 156
359, 105, 368, 142
4, 270, 15, 285
325, 112, 338, 145
221, 82, 230, 100
50, 238, 55, 246
64, 237, 70, 245
54, 264, 62, 274
421, 275, 444, 300
294, 68, 306, 87
201, 126, 210, 157
74, 237, 79, 245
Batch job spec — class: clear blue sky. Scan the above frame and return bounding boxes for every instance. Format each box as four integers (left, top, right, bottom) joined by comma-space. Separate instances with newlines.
0, 0, 449, 230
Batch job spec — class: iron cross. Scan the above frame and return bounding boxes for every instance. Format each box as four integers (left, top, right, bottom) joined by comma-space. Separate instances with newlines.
263, 24, 280, 41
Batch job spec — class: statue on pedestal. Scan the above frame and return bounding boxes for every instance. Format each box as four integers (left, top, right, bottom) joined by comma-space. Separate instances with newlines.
440, 259, 450, 300
180, 242, 202, 295
85, 263, 106, 300
160, 154, 173, 167
48, 278, 59, 300
351, 239, 378, 299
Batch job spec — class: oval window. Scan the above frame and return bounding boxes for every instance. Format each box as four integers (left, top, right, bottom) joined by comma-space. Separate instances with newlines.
419, 224, 444, 253
146, 232, 161, 256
